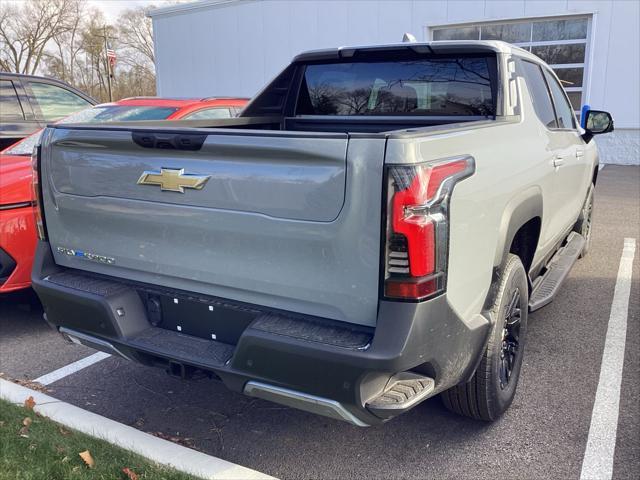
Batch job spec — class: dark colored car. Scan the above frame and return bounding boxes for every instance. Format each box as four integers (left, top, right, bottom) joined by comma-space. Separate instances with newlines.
0, 73, 96, 150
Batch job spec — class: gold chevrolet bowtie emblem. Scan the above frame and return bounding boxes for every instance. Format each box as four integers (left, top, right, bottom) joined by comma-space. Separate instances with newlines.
136, 168, 211, 193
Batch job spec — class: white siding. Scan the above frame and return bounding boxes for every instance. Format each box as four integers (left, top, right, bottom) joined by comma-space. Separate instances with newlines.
151, 0, 639, 164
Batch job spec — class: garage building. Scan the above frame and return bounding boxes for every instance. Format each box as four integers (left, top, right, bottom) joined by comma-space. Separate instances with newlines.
148, 0, 639, 165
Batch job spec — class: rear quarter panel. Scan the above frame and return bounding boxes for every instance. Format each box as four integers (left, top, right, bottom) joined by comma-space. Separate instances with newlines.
385, 74, 595, 323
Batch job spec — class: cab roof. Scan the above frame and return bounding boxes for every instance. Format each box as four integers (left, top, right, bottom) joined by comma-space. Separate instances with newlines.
293, 40, 539, 63
104, 97, 249, 108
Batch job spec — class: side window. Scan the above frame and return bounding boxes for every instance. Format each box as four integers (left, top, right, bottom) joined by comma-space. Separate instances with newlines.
521, 61, 557, 129
0, 80, 25, 120
543, 69, 576, 129
182, 108, 232, 120
28, 82, 92, 121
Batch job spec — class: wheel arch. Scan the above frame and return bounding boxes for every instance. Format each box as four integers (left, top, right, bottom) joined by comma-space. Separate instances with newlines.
493, 186, 544, 271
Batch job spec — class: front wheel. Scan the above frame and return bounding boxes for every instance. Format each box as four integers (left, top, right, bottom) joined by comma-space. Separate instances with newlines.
574, 183, 594, 258
441, 254, 528, 421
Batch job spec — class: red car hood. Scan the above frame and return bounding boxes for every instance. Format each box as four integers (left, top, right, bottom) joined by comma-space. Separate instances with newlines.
0, 154, 33, 206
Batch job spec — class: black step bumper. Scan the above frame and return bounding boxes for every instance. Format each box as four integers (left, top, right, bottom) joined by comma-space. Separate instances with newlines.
32, 241, 490, 426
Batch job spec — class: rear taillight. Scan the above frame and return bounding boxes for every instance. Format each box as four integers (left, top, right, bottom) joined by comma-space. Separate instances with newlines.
31, 145, 47, 240
383, 156, 474, 301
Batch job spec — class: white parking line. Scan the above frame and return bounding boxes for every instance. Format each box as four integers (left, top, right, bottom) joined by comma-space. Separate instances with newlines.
33, 351, 111, 386
580, 238, 636, 480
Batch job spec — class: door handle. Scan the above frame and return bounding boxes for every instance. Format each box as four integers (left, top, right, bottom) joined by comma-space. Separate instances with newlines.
576, 149, 584, 158
554, 155, 565, 167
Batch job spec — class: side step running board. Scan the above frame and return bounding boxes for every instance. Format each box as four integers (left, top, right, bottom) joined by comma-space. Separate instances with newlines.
366, 372, 435, 419
529, 232, 585, 311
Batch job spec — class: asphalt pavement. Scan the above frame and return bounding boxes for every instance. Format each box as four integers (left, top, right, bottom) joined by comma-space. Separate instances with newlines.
1, 165, 638, 480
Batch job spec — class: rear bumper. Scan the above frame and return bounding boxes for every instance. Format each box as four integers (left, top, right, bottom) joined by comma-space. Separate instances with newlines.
32, 241, 490, 425
0, 205, 37, 292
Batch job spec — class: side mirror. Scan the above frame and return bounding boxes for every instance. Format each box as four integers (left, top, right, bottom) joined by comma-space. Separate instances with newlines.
582, 110, 614, 143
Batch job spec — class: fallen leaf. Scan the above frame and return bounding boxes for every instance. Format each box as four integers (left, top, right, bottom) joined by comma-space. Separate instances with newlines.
14, 378, 51, 393
18, 426, 29, 438
122, 467, 139, 480
149, 431, 195, 449
58, 426, 71, 436
23, 417, 32, 427
0, 421, 5, 427
24, 396, 35, 410
61, 456, 70, 463
79, 450, 95, 468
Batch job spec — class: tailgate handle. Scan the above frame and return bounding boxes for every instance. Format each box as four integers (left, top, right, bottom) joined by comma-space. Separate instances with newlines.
132, 132, 207, 151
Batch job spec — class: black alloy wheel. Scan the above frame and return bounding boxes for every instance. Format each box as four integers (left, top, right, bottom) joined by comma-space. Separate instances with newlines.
500, 288, 522, 390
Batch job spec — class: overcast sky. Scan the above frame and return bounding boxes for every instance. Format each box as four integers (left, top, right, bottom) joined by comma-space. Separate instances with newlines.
86, 0, 195, 21
3, 1, 197, 22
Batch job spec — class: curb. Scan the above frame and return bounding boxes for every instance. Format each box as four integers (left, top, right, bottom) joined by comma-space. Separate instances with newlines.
0, 379, 275, 480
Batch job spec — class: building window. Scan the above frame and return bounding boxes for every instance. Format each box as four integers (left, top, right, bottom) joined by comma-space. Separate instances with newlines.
431, 16, 589, 115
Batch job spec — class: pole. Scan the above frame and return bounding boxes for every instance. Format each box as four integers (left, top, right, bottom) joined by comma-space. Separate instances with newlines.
103, 25, 112, 102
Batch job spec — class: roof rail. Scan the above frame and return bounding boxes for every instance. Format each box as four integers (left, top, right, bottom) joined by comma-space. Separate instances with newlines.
200, 96, 251, 101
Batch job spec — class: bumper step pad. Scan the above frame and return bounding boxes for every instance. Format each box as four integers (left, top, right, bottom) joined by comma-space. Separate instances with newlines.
129, 328, 234, 368
252, 312, 372, 350
529, 231, 585, 311
366, 372, 435, 419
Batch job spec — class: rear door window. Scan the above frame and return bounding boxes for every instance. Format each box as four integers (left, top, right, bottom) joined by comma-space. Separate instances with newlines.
0, 80, 25, 120
27, 82, 92, 121
296, 54, 497, 117
521, 61, 557, 129
543, 69, 576, 129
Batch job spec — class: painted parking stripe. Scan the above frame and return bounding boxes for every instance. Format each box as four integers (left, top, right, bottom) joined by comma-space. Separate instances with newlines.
34, 351, 111, 385
580, 238, 636, 480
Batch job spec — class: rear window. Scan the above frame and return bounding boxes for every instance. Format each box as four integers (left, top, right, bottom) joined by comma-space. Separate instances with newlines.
296, 55, 497, 117
181, 107, 233, 120
0, 80, 25, 120
28, 82, 92, 121
63, 105, 179, 122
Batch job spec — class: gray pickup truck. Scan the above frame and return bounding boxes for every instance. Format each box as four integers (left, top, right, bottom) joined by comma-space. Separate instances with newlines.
32, 41, 613, 425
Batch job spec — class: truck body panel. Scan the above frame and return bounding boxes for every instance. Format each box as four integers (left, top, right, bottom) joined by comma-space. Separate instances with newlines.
41, 128, 386, 326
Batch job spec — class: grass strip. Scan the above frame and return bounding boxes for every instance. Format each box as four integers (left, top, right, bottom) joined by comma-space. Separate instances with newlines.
0, 398, 197, 480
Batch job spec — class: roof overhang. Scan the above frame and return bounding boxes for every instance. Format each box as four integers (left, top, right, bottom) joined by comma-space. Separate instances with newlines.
146, 0, 245, 18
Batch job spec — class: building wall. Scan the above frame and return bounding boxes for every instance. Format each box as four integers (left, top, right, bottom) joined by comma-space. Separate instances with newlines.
151, 0, 639, 164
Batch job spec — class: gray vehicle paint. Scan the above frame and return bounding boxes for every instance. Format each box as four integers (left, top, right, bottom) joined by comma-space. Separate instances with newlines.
41, 127, 386, 326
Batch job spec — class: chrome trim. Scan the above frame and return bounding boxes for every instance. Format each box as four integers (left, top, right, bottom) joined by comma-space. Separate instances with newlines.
59, 327, 132, 361
244, 381, 369, 427
137, 168, 211, 193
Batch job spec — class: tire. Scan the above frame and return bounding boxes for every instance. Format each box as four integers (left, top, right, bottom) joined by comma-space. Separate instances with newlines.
441, 254, 528, 421
574, 183, 594, 258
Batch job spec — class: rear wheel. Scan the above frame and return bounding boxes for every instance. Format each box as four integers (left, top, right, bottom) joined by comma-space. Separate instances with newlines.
441, 254, 528, 421
574, 183, 594, 258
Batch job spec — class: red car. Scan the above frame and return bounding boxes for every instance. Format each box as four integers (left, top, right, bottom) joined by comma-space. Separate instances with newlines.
0, 96, 248, 293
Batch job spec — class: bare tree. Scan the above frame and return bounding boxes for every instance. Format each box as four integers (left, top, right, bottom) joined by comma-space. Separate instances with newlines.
0, 0, 76, 74
117, 5, 156, 75
78, 13, 116, 101
46, 0, 85, 83
1, 0, 158, 101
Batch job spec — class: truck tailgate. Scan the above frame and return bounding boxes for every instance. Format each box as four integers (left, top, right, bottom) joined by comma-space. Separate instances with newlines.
40, 127, 385, 326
